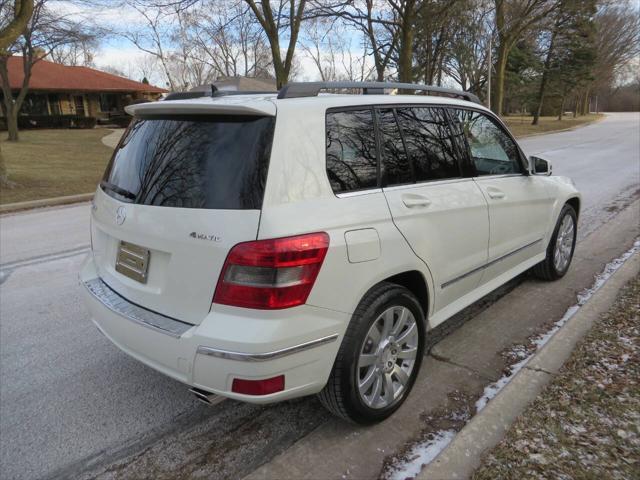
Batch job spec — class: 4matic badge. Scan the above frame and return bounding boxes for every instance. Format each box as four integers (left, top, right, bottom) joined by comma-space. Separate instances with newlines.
190, 232, 221, 242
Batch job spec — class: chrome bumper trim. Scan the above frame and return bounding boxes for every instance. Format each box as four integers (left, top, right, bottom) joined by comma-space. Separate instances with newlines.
197, 334, 339, 362
83, 277, 194, 338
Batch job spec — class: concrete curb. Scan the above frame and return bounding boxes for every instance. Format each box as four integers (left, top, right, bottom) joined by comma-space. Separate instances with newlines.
0, 193, 94, 214
418, 250, 640, 480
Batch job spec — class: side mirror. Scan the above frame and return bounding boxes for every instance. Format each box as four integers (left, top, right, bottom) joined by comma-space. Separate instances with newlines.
529, 156, 552, 176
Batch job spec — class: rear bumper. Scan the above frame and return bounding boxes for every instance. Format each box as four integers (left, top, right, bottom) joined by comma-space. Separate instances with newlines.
80, 255, 347, 404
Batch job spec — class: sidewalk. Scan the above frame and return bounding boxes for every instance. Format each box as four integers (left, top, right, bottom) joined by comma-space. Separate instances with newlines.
418, 249, 639, 479
474, 273, 639, 479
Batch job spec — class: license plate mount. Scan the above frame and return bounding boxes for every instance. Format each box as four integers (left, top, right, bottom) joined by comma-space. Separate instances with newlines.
115, 241, 150, 283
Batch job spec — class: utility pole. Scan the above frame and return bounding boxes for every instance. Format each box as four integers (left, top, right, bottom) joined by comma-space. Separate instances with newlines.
487, 36, 492, 109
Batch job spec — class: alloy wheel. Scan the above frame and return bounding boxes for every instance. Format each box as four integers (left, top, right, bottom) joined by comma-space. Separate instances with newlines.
356, 306, 419, 409
554, 214, 575, 272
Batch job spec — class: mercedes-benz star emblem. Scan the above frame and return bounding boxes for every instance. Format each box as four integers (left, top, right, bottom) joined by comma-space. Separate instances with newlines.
116, 206, 127, 225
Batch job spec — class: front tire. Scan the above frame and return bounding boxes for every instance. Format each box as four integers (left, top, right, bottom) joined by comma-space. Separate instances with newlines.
318, 283, 425, 424
534, 204, 577, 281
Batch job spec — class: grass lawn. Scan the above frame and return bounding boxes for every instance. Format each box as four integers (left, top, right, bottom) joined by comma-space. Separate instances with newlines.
504, 113, 604, 138
0, 128, 114, 205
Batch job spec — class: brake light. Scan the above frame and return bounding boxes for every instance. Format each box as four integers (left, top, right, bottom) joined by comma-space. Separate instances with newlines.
232, 376, 285, 395
213, 232, 330, 309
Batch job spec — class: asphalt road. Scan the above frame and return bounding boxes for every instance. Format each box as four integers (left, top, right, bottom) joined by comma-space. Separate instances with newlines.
0, 112, 638, 480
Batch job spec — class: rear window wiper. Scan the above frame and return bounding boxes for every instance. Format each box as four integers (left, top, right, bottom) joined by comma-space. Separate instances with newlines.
100, 181, 137, 200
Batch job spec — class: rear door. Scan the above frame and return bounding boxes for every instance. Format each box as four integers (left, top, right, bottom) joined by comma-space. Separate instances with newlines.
91, 113, 275, 325
380, 106, 489, 314
452, 108, 553, 283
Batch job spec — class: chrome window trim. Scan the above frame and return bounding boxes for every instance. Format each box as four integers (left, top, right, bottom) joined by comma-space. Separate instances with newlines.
441, 238, 544, 289
472, 173, 525, 180
83, 277, 194, 338
197, 334, 339, 362
383, 177, 471, 192
336, 188, 383, 198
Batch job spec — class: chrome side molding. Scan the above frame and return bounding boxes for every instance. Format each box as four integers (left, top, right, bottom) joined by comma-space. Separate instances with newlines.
83, 277, 193, 338
197, 334, 339, 362
441, 238, 544, 289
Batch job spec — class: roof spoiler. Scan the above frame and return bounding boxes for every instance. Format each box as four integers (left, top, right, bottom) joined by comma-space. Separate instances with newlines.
125, 100, 276, 117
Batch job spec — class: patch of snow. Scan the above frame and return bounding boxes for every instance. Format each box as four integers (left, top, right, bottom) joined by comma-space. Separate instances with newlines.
385, 430, 457, 480
475, 355, 530, 412
475, 238, 639, 414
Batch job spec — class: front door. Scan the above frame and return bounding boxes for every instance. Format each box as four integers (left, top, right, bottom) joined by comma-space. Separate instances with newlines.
452, 108, 553, 284
378, 106, 489, 319
73, 95, 85, 116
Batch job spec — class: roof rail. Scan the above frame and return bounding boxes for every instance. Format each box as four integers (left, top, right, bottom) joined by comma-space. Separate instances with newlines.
164, 84, 277, 101
277, 81, 481, 104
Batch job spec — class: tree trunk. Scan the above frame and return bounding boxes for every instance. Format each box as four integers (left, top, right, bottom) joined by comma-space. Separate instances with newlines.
558, 95, 566, 120
532, 29, 557, 125
0, 145, 7, 185
0, 143, 16, 188
492, 42, 509, 115
6, 105, 19, 141
397, 12, 414, 84
582, 90, 590, 115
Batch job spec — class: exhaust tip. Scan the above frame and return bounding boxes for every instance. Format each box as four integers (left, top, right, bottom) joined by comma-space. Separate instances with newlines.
189, 387, 226, 406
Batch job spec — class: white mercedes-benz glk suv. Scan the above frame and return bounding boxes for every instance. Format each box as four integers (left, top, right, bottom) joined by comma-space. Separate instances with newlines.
80, 82, 580, 424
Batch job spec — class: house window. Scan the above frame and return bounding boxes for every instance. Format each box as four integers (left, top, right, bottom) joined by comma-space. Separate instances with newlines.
48, 94, 61, 115
21, 94, 48, 115
99, 94, 119, 112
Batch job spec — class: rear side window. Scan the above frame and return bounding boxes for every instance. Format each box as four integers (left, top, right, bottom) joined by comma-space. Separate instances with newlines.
326, 109, 378, 193
377, 109, 412, 186
395, 107, 461, 182
102, 115, 274, 209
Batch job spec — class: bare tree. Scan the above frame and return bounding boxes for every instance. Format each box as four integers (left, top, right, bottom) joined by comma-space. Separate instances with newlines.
301, 17, 374, 81
135, 52, 159, 82
49, 37, 97, 66
319, 0, 398, 81
0, 0, 34, 53
0, 0, 95, 141
0, 0, 34, 187
120, 2, 181, 90
242, 0, 307, 88
188, 0, 272, 80
491, 0, 559, 115
589, 3, 640, 100
438, 0, 492, 95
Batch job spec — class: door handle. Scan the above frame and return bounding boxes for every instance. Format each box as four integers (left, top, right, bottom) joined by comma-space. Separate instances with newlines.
401, 194, 432, 208
486, 188, 506, 199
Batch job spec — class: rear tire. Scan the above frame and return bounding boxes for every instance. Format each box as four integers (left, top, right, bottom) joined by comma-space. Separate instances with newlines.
534, 204, 577, 281
318, 282, 425, 424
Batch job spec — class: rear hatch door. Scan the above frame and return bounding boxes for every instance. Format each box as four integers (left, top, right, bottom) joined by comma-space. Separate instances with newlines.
91, 100, 276, 325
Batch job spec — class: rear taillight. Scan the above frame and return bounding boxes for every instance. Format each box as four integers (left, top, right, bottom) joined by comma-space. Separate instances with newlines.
213, 232, 330, 309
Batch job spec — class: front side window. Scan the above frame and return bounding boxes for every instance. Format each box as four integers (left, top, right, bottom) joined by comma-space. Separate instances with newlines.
377, 108, 412, 186
326, 109, 378, 193
455, 109, 522, 176
395, 107, 461, 182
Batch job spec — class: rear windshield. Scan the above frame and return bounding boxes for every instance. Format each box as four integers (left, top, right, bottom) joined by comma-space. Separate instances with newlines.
102, 115, 275, 209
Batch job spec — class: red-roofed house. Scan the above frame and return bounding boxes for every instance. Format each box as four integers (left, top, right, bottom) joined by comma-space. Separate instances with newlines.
2, 56, 167, 125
